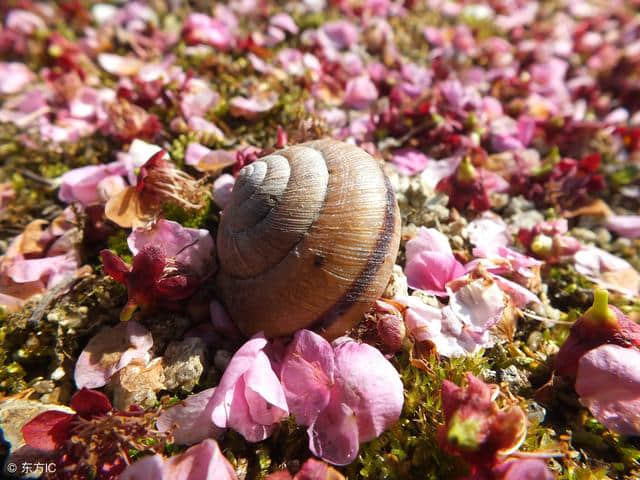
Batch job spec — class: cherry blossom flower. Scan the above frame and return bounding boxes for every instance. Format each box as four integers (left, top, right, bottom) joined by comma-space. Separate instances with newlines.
280, 330, 403, 465
105, 151, 207, 228
402, 278, 509, 357
438, 374, 535, 477
209, 335, 289, 442
127, 219, 215, 278
404, 227, 465, 296
120, 440, 237, 480
100, 245, 202, 321
74, 321, 153, 389
183, 13, 235, 51
555, 289, 640, 378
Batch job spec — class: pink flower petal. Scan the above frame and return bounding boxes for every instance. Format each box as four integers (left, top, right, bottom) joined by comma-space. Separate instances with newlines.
606, 215, 640, 239
74, 321, 153, 389
280, 330, 335, 425
391, 149, 432, 175
0, 62, 36, 95
119, 454, 166, 480
333, 339, 404, 442
576, 344, 640, 435
229, 94, 277, 118
58, 161, 127, 206
213, 174, 236, 209
343, 75, 378, 110
243, 352, 289, 425
165, 439, 237, 480
7, 253, 78, 287
227, 375, 276, 442
127, 219, 215, 277
405, 251, 466, 296
308, 387, 360, 466
156, 388, 223, 445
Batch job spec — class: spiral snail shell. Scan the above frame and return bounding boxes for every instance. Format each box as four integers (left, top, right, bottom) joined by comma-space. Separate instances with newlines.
215, 139, 401, 339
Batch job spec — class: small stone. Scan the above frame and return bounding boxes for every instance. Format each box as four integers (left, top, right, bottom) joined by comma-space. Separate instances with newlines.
595, 227, 611, 246
50, 366, 66, 381
214, 349, 232, 371
497, 365, 531, 393
525, 400, 546, 424
31, 379, 55, 394
508, 210, 544, 231
111, 358, 165, 410
571, 227, 597, 243
383, 264, 408, 298
503, 195, 535, 217
162, 337, 207, 393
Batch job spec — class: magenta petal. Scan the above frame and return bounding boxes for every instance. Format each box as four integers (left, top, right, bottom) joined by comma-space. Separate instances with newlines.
165, 439, 238, 480
213, 174, 235, 209
280, 330, 335, 425
308, 387, 359, 466
243, 351, 289, 425
493, 458, 554, 480
576, 344, 640, 435
391, 149, 431, 176
156, 388, 222, 445
405, 227, 454, 259
228, 375, 275, 442
405, 251, 465, 295
210, 335, 267, 428
333, 340, 404, 442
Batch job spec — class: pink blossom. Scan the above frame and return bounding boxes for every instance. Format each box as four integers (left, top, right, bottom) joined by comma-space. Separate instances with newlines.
575, 344, 640, 435
343, 75, 378, 110
402, 278, 507, 357
74, 321, 153, 389
58, 161, 127, 206
5, 10, 46, 35
270, 13, 299, 35
127, 219, 215, 278
157, 388, 223, 445
466, 214, 510, 252
229, 94, 277, 119
183, 13, 234, 50
180, 78, 219, 118
6, 252, 79, 289
209, 335, 289, 442
404, 227, 465, 296
213, 174, 236, 209
574, 246, 640, 297
390, 149, 432, 175
0, 62, 36, 95
280, 330, 403, 465
120, 439, 237, 480
319, 20, 359, 50
606, 215, 640, 239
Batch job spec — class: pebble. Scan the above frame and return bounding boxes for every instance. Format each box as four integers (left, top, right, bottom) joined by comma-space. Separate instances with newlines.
162, 337, 207, 393
497, 365, 531, 393
571, 227, 597, 243
111, 358, 165, 410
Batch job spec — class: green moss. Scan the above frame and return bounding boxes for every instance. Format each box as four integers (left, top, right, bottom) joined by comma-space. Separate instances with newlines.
162, 195, 216, 230
106, 230, 133, 263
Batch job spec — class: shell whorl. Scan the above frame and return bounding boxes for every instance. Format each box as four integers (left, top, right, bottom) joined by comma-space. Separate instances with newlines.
216, 139, 401, 339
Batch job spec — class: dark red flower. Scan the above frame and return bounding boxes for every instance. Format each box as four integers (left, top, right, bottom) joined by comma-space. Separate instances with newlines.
438, 374, 527, 474
101, 245, 200, 321
22, 389, 112, 452
555, 289, 640, 378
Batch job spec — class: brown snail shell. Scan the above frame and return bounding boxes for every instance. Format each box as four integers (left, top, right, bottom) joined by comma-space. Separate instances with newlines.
215, 139, 401, 339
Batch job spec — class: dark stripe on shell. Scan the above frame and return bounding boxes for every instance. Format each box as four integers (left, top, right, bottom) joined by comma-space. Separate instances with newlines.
311, 172, 397, 332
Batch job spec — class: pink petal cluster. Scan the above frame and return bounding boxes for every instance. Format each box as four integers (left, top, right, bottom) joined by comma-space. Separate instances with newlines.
121, 439, 237, 480
183, 13, 234, 51
390, 148, 432, 176
0, 62, 36, 95
58, 161, 127, 206
266, 458, 344, 480
404, 227, 465, 296
209, 335, 289, 442
402, 278, 507, 357
280, 330, 404, 465
74, 321, 153, 389
343, 75, 378, 110
574, 246, 640, 297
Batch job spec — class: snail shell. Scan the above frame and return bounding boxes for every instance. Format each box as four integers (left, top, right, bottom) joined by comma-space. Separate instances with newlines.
215, 139, 401, 339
